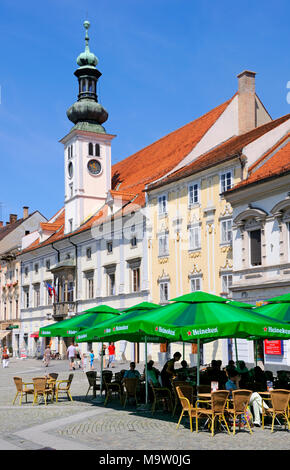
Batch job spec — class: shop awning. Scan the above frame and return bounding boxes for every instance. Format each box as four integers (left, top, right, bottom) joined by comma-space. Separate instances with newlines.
30, 332, 39, 338
0, 330, 11, 340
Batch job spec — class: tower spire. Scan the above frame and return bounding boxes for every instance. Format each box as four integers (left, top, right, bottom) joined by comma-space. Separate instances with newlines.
66, 20, 108, 134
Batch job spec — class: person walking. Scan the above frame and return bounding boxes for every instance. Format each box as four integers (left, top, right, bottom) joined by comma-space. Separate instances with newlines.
90, 350, 95, 370
2, 346, 9, 368
107, 342, 116, 368
43, 345, 51, 368
75, 343, 82, 369
67, 343, 76, 371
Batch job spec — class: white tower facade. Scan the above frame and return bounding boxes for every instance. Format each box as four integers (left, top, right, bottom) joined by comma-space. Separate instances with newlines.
61, 130, 115, 233
61, 20, 115, 234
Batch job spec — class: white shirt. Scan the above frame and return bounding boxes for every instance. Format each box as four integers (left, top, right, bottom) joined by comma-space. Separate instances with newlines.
67, 345, 76, 358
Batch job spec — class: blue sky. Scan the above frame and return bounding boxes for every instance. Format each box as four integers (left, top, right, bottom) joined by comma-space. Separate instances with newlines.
0, 0, 290, 221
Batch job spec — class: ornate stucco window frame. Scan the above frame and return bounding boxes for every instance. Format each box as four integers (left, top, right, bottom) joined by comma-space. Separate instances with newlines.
233, 206, 268, 269
271, 195, 290, 263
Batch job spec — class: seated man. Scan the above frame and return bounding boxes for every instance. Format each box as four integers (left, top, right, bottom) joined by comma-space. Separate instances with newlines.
123, 362, 141, 380
175, 360, 190, 380
226, 369, 269, 427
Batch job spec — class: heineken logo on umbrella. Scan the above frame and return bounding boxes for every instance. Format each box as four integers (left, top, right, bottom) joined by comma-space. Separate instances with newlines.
115, 325, 128, 331
77, 334, 87, 340
191, 327, 218, 336
187, 331, 192, 336
155, 326, 176, 336
264, 327, 267, 332
41, 330, 51, 335
67, 330, 77, 335
104, 328, 111, 333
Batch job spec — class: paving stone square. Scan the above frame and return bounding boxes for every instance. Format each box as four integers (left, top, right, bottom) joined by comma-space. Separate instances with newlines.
0, 357, 289, 450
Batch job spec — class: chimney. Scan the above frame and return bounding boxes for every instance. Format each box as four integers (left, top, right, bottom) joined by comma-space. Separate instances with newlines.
23, 206, 29, 219
237, 70, 256, 135
9, 214, 17, 224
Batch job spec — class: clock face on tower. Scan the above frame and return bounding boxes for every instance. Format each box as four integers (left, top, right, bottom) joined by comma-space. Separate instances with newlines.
87, 159, 102, 175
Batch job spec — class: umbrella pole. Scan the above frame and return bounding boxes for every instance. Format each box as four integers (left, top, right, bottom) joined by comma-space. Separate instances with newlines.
234, 338, 239, 366
145, 336, 148, 405
182, 342, 185, 361
100, 342, 103, 398
197, 339, 200, 389
255, 340, 258, 367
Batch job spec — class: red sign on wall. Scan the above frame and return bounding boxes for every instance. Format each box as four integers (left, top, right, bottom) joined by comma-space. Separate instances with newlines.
264, 340, 283, 355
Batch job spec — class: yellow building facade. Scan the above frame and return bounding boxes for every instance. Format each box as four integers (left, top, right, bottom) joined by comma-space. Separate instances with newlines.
146, 111, 290, 365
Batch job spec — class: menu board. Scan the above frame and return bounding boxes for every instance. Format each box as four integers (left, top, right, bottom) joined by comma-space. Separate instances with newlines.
264, 340, 283, 355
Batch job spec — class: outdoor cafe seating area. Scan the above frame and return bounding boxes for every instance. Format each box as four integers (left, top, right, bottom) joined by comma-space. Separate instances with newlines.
12, 373, 74, 406
11, 290, 290, 437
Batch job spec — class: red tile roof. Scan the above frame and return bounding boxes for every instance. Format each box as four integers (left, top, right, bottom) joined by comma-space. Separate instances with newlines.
20, 95, 243, 253
146, 114, 290, 191
227, 134, 290, 192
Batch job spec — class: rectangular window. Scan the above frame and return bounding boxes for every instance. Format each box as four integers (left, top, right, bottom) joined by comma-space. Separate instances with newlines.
160, 282, 169, 303
24, 267, 28, 277
158, 195, 168, 216
67, 281, 74, 302
221, 219, 232, 244
250, 229, 262, 266
221, 274, 233, 294
34, 286, 40, 307
35, 264, 39, 274
158, 233, 169, 257
132, 268, 140, 293
188, 183, 199, 206
107, 273, 116, 296
87, 277, 94, 299
189, 226, 201, 250
46, 260, 51, 270
25, 291, 29, 308
190, 277, 202, 292
107, 241, 113, 253
69, 219, 73, 233
221, 171, 232, 193
86, 247, 92, 259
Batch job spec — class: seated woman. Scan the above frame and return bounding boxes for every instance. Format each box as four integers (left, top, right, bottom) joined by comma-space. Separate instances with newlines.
226, 369, 269, 427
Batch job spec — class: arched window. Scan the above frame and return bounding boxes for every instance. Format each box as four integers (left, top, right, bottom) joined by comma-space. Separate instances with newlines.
70, 145, 73, 158
95, 143, 100, 156
88, 143, 94, 156
82, 80, 86, 92
88, 80, 93, 93
68, 146, 71, 159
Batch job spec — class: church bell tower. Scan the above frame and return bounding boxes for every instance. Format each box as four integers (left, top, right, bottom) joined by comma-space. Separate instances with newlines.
61, 21, 115, 234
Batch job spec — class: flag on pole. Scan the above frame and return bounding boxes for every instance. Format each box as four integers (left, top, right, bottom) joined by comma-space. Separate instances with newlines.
46, 282, 56, 299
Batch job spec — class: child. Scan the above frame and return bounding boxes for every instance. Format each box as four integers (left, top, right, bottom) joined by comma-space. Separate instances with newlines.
82, 352, 88, 372
90, 350, 95, 370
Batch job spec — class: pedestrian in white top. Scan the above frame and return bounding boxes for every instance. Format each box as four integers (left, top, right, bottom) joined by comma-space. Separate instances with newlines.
67, 343, 76, 370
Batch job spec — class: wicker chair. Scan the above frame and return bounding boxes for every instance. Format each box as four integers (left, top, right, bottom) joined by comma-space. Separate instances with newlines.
32, 377, 53, 405
55, 374, 74, 402
171, 380, 189, 416
150, 382, 172, 415
123, 378, 139, 408
176, 385, 197, 432
196, 390, 230, 436
262, 389, 290, 432
226, 390, 253, 435
103, 372, 123, 406
12, 377, 34, 405
85, 371, 102, 398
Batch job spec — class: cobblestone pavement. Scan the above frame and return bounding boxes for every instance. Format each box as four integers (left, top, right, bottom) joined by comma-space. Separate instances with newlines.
0, 357, 289, 450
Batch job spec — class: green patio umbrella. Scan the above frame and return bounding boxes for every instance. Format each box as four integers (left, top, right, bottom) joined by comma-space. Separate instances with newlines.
75, 301, 162, 405
255, 302, 290, 323
39, 305, 121, 337
266, 293, 290, 303
226, 299, 256, 363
